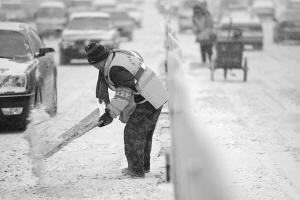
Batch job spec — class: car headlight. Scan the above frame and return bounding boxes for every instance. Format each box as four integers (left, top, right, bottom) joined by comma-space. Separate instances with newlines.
0, 74, 27, 94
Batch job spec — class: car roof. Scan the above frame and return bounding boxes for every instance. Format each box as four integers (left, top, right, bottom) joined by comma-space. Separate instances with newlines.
0, 22, 29, 31
39, 1, 66, 8
219, 15, 261, 25
69, 12, 110, 20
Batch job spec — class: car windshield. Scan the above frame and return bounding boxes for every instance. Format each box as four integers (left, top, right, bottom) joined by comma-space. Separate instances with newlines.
95, 5, 116, 10
282, 21, 300, 28
0, 3, 21, 10
283, 11, 300, 20
37, 7, 65, 18
69, 0, 91, 7
222, 24, 262, 32
67, 17, 111, 30
109, 12, 131, 20
0, 30, 31, 59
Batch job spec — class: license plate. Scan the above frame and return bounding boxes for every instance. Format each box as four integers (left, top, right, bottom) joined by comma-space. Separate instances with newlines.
244, 44, 253, 49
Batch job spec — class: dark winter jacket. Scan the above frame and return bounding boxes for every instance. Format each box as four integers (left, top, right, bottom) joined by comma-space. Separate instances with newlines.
108, 66, 145, 103
192, 12, 215, 44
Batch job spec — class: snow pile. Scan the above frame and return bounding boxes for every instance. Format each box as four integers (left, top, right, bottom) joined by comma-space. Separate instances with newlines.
23, 107, 62, 179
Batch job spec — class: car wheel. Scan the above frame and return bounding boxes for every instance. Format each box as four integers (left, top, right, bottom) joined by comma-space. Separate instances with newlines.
60, 50, 70, 65
255, 44, 263, 50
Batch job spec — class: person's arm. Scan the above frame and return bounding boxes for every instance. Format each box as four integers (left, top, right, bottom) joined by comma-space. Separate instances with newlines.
106, 66, 137, 118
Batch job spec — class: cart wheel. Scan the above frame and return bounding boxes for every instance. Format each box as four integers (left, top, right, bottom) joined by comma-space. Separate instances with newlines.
243, 57, 248, 82
224, 68, 227, 80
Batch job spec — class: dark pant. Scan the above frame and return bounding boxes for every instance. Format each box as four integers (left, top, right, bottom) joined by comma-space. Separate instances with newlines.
124, 101, 162, 175
200, 43, 213, 63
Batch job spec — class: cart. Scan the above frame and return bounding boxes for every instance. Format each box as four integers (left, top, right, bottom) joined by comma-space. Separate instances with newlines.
210, 40, 248, 82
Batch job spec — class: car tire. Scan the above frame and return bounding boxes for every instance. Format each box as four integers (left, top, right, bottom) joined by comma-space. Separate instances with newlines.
255, 44, 263, 50
60, 50, 70, 65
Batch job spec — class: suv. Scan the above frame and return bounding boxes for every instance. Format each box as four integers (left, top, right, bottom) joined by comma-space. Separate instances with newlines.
0, 0, 28, 22
59, 12, 120, 65
251, 0, 275, 19
35, 1, 68, 38
273, 11, 300, 43
105, 10, 135, 41
0, 22, 57, 130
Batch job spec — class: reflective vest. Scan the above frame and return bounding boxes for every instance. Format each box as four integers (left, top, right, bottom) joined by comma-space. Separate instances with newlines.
104, 50, 168, 109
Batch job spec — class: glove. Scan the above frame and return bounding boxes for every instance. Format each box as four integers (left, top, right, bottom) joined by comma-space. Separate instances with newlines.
98, 108, 113, 127
106, 103, 121, 118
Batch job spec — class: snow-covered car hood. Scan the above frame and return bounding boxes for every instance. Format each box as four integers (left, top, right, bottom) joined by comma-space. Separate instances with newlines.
62, 29, 116, 40
0, 58, 35, 75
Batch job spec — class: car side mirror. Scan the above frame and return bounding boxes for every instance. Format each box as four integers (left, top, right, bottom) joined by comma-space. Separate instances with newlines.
35, 47, 55, 58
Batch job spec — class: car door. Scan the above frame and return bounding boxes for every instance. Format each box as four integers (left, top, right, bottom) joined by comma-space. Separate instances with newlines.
27, 28, 55, 108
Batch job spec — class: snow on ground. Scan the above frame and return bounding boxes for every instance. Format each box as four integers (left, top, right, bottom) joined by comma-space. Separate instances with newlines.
1, 0, 300, 200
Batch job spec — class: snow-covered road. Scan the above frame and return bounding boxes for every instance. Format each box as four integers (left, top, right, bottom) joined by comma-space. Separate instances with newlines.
1, 0, 300, 200
177, 17, 300, 200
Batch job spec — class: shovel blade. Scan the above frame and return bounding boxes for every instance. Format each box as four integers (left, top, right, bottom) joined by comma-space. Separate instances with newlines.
44, 108, 100, 159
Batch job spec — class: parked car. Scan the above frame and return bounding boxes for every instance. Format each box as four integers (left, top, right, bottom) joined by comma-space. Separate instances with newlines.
273, 11, 300, 42
59, 12, 120, 65
117, 3, 142, 28
35, 1, 68, 38
0, 22, 57, 130
217, 14, 264, 50
285, 0, 300, 12
21, 0, 40, 20
66, 0, 92, 16
92, 0, 117, 11
251, 0, 275, 19
0, 0, 28, 22
105, 10, 135, 41
177, 0, 207, 33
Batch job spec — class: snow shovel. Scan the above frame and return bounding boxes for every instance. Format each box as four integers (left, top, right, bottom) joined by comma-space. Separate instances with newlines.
44, 108, 101, 159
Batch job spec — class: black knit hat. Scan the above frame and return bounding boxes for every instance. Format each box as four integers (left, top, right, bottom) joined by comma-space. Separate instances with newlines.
85, 42, 109, 65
